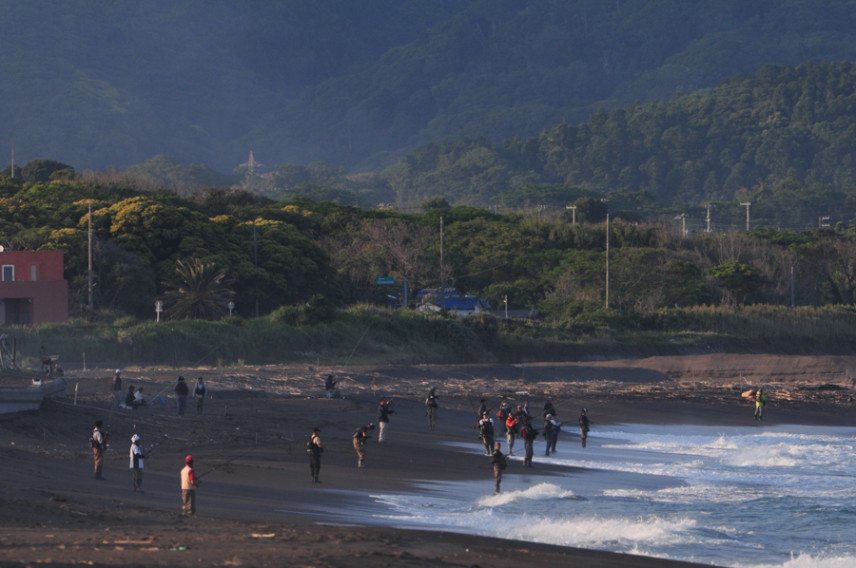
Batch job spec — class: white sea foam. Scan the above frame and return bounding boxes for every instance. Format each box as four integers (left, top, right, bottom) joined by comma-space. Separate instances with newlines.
477, 482, 575, 507
734, 553, 856, 568
364, 425, 856, 568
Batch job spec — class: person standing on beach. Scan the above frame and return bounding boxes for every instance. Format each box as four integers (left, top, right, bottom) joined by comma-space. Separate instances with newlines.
505, 412, 520, 456
543, 399, 557, 419
579, 408, 591, 448
478, 411, 495, 455
377, 398, 394, 442
91, 420, 107, 480
754, 388, 767, 420
125, 385, 137, 409
180, 455, 199, 515
129, 434, 144, 492
194, 377, 207, 414
543, 414, 560, 456
477, 399, 488, 419
308, 427, 323, 482
490, 442, 508, 494
174, 376, 189, 416
352, 422, 374, 468
112, 369, 122, 406
521, 416, 539, 467
425, 388, 439, 431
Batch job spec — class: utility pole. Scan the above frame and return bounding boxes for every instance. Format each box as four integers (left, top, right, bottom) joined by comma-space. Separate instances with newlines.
565, 204, 577, 225
675, 213, 687, 237
253, 222, 259, 317
705, 203, 712, 233
604, 207, 610, 310
10, 144, 14, 179
503, 294, 508, 318
87, 204, 93, 310
440, 216, 445, 311
740, 202, 751, 231
790, 263, 795, 309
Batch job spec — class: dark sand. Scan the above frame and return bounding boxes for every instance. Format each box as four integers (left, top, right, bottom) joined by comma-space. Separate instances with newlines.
2, 354, 856, 567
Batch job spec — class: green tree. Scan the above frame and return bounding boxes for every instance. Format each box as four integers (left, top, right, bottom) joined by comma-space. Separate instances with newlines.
161, 258, 235, 320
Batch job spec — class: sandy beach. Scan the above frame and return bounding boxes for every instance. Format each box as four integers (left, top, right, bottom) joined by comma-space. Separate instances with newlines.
2, 354, 856, 567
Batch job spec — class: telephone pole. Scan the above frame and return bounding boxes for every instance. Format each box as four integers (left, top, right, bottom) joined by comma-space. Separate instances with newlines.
740, 202, 751, 231
565, 204, 577, 225
705, 203, 712, 233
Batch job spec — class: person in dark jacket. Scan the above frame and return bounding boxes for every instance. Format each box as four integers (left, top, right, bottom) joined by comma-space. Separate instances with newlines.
478, 411, 495, 456
579, 408, 591, 448
521, 417, 539, 467
490, 442, 508, 494
174, 376, 189, 416
377, 398, 395, 442
308, 428, 323, 483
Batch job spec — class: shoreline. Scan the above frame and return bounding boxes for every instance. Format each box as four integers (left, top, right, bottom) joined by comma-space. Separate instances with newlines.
3, 356, 856, 567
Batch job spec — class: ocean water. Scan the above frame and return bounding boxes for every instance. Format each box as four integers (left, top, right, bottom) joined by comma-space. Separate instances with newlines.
355, 424, 856, 568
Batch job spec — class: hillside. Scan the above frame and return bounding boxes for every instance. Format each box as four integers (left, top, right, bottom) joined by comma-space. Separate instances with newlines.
3, 1, 856, 172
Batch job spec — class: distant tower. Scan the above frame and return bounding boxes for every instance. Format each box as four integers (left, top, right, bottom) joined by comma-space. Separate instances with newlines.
240, 151, 262, 176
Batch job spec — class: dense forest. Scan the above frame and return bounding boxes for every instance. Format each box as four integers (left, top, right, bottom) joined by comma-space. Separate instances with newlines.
2, 166, 856, 337
5, 1, 856, 171
121, 62, 856, 233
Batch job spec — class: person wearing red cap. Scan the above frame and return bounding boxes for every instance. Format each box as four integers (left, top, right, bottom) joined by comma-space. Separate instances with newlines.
180, 455, 199, 515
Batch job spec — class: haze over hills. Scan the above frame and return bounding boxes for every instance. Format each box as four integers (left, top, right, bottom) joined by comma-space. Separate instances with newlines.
3, 0, 856, 176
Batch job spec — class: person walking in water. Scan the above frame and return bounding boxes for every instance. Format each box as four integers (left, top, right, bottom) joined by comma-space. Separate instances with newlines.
754, 388, 767, 421
490, 442, 508, 494
352, 422, 374, 468
579, 408, 591, 448
308, 427, 323, 482
180, 455, 199, 515
543, 413, 561, 456
521, 416, 539, 467
425, 388, 439, 431
129, 434, 145, 492
505, 411, 520, 456
377, 398, 394, 442
478, 411, 495, 456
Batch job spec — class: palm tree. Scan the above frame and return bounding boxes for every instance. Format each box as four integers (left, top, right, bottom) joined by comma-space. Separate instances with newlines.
161, 258, 235, 320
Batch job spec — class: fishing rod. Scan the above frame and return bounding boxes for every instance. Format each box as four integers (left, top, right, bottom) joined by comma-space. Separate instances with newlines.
195, 443, 266, 480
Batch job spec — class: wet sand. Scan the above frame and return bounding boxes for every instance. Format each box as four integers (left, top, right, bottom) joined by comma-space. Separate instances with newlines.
2, 355, 855, 567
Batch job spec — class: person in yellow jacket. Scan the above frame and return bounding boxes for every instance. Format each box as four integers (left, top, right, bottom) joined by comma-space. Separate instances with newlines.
754, 388, 768, 421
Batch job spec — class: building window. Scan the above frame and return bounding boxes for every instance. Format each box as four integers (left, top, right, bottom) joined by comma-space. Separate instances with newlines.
2, 265, 13, 282
30, 265, 37, 281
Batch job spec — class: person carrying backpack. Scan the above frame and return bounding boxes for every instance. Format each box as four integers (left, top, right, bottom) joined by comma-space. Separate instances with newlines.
478, 411, 495, 456
521, 416, 539, 467
490, 442, 508, 494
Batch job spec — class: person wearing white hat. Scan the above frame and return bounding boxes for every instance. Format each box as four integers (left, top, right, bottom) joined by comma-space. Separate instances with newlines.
129, 434, 145, 492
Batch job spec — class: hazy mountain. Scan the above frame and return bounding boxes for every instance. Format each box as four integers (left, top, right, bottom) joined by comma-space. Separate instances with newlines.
3, 0, 856, 174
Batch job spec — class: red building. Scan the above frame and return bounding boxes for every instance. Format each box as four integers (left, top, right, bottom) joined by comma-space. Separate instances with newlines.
0, 251, 68, 325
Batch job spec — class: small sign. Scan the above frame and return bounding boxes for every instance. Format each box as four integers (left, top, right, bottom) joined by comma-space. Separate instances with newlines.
375, 276, 395, 285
